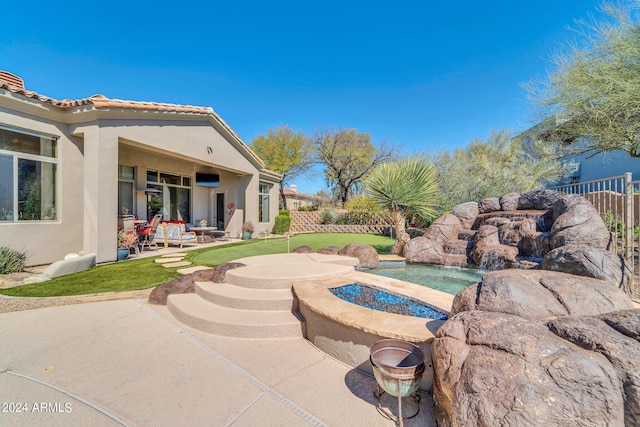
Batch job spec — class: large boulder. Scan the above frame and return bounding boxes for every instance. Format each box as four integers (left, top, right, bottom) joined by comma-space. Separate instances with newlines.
518, 231, 552, 259
547, 310, 640, 427
423, 214, 462, 244
316, 246, 340, 255
148, 263, 246, 304
478, 197, 501, 213
339, 243, 379, 268
550, 195, 612, 249
148, 274, 195, 305
498, 219, 537, 247
403, 214, 462, 263
355, 245, 379, 268
499, 192, 520, 211
542, 244, 629, 290
450, 202, 479, 229
469, 225, 519, 269
473, 224, 501, 246
451, 269, 635, 320
338, 243, 362, 257
468, 244, 518, 270
193, 262, 245, 283
403, 236, 447, 264
432, 310, 625, 427
517, 189, 564, 210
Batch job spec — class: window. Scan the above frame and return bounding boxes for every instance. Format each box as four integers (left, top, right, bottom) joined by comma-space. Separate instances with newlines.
0, 126, 57, 222
259, 183, 270, 222
118, 165, 135, 215
146, 169, 191, 222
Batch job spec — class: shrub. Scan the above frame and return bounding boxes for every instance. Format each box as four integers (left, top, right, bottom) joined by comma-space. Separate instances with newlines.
297, 205, 319, 211
319, 208, 335, 224
273, 212, 291, 234
278, 209, 290, 217
603, 211, 639, 240
341, 195, 392, 225
0, 246, 27, 274
344, 195, 378, 212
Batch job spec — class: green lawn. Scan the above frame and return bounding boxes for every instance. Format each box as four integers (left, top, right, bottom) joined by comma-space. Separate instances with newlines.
188, 233, 394, 266
0, 233, 394, 298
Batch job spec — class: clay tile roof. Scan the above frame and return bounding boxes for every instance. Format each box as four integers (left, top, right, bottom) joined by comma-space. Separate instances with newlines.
0, 70, 213, 115
0, 71, 24, 90
0, 70, 274, 171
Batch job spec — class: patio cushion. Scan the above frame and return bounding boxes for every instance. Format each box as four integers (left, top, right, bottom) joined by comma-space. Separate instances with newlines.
157, 223, 197, 248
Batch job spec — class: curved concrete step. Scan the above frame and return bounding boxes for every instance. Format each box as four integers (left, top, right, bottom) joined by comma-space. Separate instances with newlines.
195, 282, 295, 311
167, 293, 304, 339
225, 262, 354, 289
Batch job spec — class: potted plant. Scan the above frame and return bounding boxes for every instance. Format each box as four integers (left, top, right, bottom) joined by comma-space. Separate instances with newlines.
242, 221, 254, 240
2, 208, 12, 221
117, 231, 137, 260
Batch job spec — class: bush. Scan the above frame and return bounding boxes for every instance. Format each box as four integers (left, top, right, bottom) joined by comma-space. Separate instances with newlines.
0, 246, 27, 274
319, 208, 335, 224
297, 205, 319, 211
273, 212, 291, 234
341, 195, 392, 225
344, 196, 378, 212
278, 209, 290, 217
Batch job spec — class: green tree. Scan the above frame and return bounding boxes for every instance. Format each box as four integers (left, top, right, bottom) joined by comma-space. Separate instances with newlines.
251, 125, 312, 208
311, 128, 396, 203
525, 0, 640, 157
433, 130, 571, 212
366, 155, 438, 255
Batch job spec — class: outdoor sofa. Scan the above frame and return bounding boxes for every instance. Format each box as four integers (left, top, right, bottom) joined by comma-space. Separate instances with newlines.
154, 222, 197, 248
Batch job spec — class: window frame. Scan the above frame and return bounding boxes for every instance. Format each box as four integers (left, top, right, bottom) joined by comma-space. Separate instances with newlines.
259, 183, 270, 223
146, 168, 192, 222
118, 165, 136, 216
0, 125, 58, 222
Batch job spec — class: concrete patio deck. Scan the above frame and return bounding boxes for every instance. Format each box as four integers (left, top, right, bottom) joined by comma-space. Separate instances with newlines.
1, 246, 440, 426
0, 298, 437, 426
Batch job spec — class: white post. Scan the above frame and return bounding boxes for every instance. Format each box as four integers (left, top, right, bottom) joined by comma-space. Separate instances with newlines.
625, 172, 633, 260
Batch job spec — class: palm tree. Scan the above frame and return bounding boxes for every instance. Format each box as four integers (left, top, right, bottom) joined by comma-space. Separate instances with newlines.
366, 155, 439, 254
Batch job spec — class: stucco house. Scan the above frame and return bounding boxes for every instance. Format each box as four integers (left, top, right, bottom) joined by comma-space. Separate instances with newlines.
283, 184, 326, 210
0, 71, 281, 266
515, 116, 640, 185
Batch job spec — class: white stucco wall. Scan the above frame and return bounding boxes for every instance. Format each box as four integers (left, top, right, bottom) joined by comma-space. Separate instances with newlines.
0, 91, 280, 265
0, 106, 85, 266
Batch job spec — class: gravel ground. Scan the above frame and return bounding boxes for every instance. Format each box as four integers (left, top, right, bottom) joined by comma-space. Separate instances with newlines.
0, 269, 153, 313
0, 296, 93, 313
0, 289, 153, 314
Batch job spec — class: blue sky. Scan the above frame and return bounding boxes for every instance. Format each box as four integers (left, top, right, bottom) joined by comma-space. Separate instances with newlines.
2, 1, 602, 194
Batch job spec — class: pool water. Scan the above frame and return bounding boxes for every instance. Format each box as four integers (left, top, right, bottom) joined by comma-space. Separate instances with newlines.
367, 264, 486, 295
329, 283, 448, 320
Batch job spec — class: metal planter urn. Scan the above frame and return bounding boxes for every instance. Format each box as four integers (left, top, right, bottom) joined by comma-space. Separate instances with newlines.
370, 339, 425, 426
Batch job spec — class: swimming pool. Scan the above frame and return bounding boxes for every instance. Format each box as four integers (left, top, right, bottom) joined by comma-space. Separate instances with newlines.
367, 264, 486, 295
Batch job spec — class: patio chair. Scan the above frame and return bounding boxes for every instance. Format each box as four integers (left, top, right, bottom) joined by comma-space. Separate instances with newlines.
121, 216, 140, 256
138, 214, 163, 252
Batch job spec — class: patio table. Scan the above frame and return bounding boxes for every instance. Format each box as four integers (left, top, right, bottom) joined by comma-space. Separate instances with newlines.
190, 226, 217, 243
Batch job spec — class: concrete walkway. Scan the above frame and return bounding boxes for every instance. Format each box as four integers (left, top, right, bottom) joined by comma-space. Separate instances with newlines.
1, 297, 437, 426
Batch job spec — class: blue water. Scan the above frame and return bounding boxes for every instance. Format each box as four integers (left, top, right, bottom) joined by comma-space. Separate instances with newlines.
367, 264, 486, 295
329, 283, 448, 320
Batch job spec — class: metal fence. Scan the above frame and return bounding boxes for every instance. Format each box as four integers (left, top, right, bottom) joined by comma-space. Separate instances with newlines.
550, 172, 639, 298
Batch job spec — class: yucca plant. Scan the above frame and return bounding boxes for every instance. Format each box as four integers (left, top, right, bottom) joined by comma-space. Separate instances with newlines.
0, 245, 27, 274
366, 155, 439, 254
